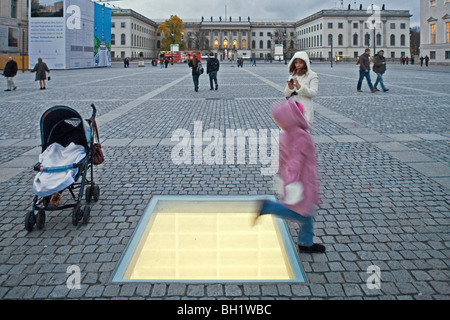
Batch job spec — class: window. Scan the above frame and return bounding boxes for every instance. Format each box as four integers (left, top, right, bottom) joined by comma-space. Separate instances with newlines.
259, 40, 264, 49
338, 34, 343, 46
447, 22, 450, 43
391, 52, 395, 58
401, 34, 406, 46
260, 32, 263, 36
223, 39, 228, 48
111, 34, 115, 45
328, 23, 333, 29
11, 0, 17, 18
121, 34, 126, 45
252, 40, 256, 49
445, 51, 450, 59
353, 34, 358, 46
430, 51, 436, 59
376, 34, 382, 46
214, 39, 219, 49
353, 22, 358, 29
431, 24, 436, 44
390, 34, 395, 46
328, 34, 333, 46
267, 40, 271, 49
121, 22, 126, 28
242, 40, 246, 49
390, 23, 395, 29
365, 33, 370, 46
338, 23, 343, 29
400, 23, 406, 29
112, 22, 115, 28
233, 39, 237, 49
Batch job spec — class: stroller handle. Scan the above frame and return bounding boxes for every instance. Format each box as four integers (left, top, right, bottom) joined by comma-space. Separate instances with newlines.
91, 104, 97, 118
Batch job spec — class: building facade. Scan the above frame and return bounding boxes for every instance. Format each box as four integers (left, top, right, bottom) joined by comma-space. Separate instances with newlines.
295, 8, 411, 61
165, 7, 411, 62
180, 18, 296, 61
0, 0, 28, 68
420, 0, 450, 64
111, 9, 158, 60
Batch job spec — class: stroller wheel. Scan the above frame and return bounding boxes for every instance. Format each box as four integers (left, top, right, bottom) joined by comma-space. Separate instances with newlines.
83, 206, 90, 225
36, 210, 46, 229
25, 211, 36, 232
85, 186, 93, 203
93, 185, 100, 202
72, 206, 82, 226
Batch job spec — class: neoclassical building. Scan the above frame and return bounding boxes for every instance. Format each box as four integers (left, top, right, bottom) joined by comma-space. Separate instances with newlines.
111, 9, 158, 59
420, 0, 450, 64
110, 6, 411, 62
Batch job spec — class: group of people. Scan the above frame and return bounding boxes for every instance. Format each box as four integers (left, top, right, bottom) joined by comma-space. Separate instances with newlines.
3, 56, 50, 91
188, 52, 220, 92
357, 48, 389, 93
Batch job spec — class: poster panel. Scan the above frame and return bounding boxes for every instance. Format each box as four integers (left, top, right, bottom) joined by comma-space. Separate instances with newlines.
94, 3, 112, 67
0, 26, 19, 52
65, 0, 95, 68
29, 0, 66, 69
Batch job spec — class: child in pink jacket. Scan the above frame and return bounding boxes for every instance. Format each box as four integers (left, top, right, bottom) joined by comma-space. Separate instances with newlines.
258, 98, 324, 253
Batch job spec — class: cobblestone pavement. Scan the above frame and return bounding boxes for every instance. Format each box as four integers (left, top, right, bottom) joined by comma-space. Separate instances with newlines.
0, 60, 449, 300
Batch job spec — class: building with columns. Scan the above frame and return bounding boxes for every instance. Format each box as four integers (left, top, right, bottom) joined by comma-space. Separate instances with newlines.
295, 7, 411, 61
111, 6, 411, 62
420, 0, 450, 64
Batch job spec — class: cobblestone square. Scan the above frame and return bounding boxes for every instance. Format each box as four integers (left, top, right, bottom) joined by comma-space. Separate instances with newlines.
0, 60, 448, 300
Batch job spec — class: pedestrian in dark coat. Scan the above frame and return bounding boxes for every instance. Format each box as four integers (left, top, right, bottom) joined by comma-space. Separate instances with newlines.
357, 49, 376, 93
188, 55, 201, 92
373, 50, 389, 92
31, 57, 50, 90
3, 56, 18, 91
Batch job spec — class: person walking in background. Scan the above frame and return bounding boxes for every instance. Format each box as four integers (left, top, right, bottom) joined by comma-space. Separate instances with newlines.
357, 49, 376, 93
420, 56, 424, 67
285, 51, 319, 126
188, 55, 201, 92
31, 57, 50, 90
256, 98, 324, 254
3, 56, 18, 91
373, 50, 389, 92
425, 55, 429, 67
207, 52, 220, 91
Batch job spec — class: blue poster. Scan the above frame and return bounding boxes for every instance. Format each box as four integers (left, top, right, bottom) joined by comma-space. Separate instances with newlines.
94, 2, 111, 67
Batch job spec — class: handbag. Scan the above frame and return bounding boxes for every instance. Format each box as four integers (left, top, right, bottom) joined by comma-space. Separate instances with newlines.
90, 118, 104, 165
48, 76, 51, 81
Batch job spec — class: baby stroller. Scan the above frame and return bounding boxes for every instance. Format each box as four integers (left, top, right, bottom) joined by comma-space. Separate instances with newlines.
25, 104, 101, 231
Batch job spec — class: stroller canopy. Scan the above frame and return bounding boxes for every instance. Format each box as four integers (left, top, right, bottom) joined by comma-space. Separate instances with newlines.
40, 106, 90, 152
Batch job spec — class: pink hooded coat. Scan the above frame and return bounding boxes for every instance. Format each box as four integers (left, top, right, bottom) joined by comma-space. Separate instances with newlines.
271, 98, 320, 217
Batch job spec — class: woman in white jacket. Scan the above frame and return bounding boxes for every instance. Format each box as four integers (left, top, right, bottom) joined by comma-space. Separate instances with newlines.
284, 51, 318, 126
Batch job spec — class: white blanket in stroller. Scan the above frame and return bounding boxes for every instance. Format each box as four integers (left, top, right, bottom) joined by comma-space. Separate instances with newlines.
33, 142, 86, 197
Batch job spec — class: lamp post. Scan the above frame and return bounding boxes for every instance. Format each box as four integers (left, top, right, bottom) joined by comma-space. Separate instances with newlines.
330, 34, 333, 68
283, 28, 287, 64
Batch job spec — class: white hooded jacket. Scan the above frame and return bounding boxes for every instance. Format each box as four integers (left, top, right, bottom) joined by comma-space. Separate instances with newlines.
284, 51, 319, 125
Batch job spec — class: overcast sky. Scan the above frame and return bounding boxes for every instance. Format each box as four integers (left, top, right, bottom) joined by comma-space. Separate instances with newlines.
108, 0, 420, 27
